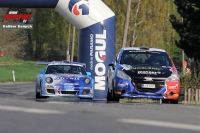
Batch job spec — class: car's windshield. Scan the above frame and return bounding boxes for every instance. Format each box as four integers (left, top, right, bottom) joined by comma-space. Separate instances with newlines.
120, 50, 172, 66
46, 65, 87, 75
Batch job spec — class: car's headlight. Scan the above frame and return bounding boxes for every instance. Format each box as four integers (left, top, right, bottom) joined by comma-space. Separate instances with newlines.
117, 70, 131, 80
84, 78, 90, 84
46, 77, 53, 83
166, 72, 179, 81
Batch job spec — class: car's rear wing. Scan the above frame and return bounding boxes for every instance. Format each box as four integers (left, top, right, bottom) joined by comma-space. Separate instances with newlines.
36, 61, 86, 68
70, 62, 86, 68
37, 61, 49, 65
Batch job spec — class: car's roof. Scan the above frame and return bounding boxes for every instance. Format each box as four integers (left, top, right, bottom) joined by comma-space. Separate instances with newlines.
121, 46, 166, 52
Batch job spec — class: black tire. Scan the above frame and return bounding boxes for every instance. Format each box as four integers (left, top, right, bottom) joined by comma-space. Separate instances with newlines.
162, 99, 179, 104
107, 81, 119, 102
161, 99, 169, 104
170, 99, 179, 104
107, 88, 113, 101
35, 92, 41, 99
35, 84, 41, 99
36, 84, 47, 99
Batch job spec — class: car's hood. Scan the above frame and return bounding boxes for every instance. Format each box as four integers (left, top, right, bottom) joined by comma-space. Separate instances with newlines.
119, 64, 173, 78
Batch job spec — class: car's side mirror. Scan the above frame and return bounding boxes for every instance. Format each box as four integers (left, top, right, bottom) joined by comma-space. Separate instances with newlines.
40, 70, 45, 74
86, 72, 91, 76
108, 63, 115, 70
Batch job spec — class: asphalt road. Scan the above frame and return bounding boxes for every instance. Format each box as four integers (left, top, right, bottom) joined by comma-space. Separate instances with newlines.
0, 82, 200, 133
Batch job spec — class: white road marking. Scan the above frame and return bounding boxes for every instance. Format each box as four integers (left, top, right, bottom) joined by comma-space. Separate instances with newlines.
117, 119, 200, 131
0, 105, 66, 114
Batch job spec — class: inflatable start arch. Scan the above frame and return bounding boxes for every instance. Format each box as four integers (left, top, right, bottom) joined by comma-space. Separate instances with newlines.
0, 0, 116, 99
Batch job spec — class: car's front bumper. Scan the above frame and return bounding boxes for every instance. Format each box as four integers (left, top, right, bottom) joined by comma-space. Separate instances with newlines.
114, 77, 180, 100
41, 87, 93, 99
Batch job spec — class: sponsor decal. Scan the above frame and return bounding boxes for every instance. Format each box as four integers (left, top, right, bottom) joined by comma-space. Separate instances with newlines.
117, 82, 128, 88
55, 77, 80, 80
144, 77, 153, 81
118, 83, 126, 87
168, 84, 178, 89
84, 87, 91, 89
94, 30, 107, 90
122, 64, 132, 71
138, 71, 161, 75
132, 66, 163, 71
57, 87, 62, 94
68, 0, 89, 16
2, 8, 33, 29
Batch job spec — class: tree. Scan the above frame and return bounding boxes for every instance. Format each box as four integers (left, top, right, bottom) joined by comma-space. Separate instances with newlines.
32, 9, 70, 60
170, 0, 200, 61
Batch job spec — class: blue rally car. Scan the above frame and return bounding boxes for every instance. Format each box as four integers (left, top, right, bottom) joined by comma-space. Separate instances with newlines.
107, 46, 180, 103
35, 61, 94, 99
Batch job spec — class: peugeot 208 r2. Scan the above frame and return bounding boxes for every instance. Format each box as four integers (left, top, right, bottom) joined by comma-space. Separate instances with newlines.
107, 46, 180, 103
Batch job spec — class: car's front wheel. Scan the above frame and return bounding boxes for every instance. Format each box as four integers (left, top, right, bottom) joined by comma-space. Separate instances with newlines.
36, 83, 47, 99
162, 99, 179, 104
35, 92, 41, 99
107, 81, 119, 102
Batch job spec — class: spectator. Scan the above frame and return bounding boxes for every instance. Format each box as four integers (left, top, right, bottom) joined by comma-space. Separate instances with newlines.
184, 59, 188, 72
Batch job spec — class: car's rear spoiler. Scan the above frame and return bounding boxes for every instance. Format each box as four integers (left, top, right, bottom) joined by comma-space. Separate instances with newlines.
36, 61, 86, 68
70, 62, 86, 68
37, 61, 49, 65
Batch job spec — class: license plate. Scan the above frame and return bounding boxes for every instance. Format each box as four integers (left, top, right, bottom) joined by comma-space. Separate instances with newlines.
141, 84, 155, 88
65, 87, 74, 91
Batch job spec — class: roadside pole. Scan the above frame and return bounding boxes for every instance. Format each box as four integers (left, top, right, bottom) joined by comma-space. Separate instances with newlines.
67, 24, 71, 61
71, 26, 76, 62
182, 50, 185, 74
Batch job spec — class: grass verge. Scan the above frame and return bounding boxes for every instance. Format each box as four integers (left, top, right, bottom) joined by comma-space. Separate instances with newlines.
0, 57, 46, 82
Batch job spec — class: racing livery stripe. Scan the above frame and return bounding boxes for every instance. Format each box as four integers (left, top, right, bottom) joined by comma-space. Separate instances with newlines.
0, 0, 59, 8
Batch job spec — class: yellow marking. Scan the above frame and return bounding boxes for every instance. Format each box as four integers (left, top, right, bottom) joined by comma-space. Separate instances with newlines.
115, 91, 122, 95
173, 94, 179, 97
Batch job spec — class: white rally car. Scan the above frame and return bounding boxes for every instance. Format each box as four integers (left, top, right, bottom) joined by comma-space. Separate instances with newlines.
35, 60, 94, 99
